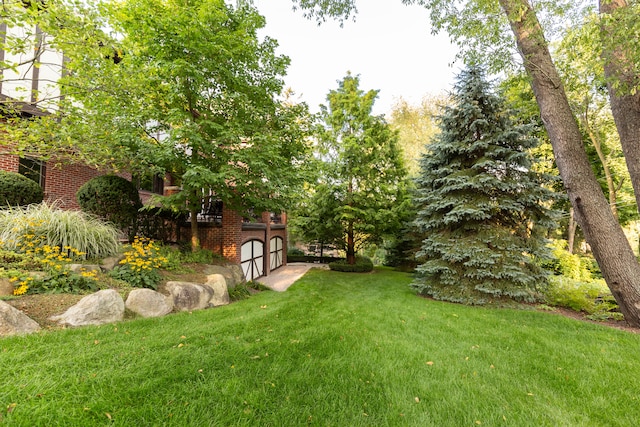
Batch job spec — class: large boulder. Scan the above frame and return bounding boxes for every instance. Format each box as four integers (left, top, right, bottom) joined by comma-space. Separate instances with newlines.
125, 288, 174, 317
0, 278, 14, 296
205, 274, 230, 307
203, 264, 245, 289
158, 281, 214, 311
0, 300, 41, 336
49, 289, 125, 327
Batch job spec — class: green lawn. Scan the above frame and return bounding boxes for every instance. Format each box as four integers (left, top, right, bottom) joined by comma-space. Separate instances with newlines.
2, 268, 639, 426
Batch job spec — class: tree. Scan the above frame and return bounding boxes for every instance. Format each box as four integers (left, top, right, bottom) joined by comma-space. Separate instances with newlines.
1, 0, 312, 251
388, 96, 444, 177
289, 0, 640, 326
412, 65, 557, 304
310, 73, 409, 264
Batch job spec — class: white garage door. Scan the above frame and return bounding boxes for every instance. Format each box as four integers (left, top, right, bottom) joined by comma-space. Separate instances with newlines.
270, 236, 283, 271
241, 240, 264, 281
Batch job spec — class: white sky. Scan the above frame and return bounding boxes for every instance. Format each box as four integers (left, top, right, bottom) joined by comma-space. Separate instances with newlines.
254, 0, 461, 117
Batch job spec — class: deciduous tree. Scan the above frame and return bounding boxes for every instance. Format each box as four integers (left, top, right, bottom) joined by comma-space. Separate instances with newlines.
311, 73, 409, 264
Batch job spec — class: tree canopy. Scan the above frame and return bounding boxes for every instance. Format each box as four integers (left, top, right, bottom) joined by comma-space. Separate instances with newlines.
1, 0, 312, 250
296, 73, 410, 264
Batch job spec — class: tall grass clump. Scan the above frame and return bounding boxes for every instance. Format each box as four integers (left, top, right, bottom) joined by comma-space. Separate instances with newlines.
0, 202, 120, 259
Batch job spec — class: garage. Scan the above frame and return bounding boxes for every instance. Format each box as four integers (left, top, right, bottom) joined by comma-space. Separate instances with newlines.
270, 236, 283, 271
241, 240, 264, 281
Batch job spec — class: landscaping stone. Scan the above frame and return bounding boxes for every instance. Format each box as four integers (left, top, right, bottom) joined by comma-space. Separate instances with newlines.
0, 278, 14, 296
205, 274, 230, 307
49, 289, 125, 327
158, 281, 213, 311
203, 264, 245, 289
0, 300, 41, 336
101, 255, 125, 272
125, 289, 174, 317
68, 264, 102, 274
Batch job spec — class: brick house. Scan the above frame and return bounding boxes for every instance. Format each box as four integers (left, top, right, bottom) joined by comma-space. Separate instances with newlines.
0, 15, 286, 280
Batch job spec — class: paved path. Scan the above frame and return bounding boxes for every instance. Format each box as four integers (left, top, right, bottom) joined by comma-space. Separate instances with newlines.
257, 263, 327, 292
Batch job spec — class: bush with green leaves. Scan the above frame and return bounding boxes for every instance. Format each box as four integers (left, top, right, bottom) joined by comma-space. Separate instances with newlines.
545, 275, 621, 321
0, 170, 44, 207
77, 175, 142, 238
0, 202, 120, 259
109, 237, 168, 289
329, 256, 374, 273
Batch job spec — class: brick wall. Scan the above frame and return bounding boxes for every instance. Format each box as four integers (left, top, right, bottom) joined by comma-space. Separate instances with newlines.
44, 162, 102, 209
0, 153, 19, 171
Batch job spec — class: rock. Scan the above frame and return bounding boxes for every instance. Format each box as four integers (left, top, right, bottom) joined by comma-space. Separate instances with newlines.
205, 274, 230, 307
125, 289, 174, 317
203, 264, 245, 289
101, 255, 125, 272
0, 278, 14, 296
158, 281, 214, 311
49, 289, 124, 327
0, 300, 41, 336
68, 264, 102, 274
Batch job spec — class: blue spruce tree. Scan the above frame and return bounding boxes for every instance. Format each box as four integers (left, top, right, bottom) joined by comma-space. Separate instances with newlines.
411, 66, 557, 305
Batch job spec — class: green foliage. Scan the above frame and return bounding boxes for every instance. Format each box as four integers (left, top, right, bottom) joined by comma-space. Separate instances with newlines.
412, 65, 558, 305
546, 240, 600, 282
228, 281, 271, 301
77, 175, 142, 238
298, 73, 410, 263
545, 276, 621, 320
0, 170, 44, 207
329, 256, 373, 272
0, 245, 99, 295
0, 202, 120, 259
109, 237, 168, 289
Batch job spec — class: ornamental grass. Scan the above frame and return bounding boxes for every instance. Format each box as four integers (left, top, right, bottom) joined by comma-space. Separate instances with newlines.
0, 202, 120, 259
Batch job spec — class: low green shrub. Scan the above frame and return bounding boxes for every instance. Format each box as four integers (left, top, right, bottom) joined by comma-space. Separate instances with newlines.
545, 240, 599, 281
288, 254, 343, 263
77, 175, 142, 238
0, 202, 120, 259
228, 281, 272, 301
329, 256, 374, 273
544, 275, 621, 320
287, 247, 305, 256
0, 170, 43, 207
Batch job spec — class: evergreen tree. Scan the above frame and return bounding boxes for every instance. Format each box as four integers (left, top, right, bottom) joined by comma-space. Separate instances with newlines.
411, 65, 557, 305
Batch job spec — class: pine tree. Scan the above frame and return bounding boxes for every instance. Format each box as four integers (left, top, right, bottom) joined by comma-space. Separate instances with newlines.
411, 66, 557, 305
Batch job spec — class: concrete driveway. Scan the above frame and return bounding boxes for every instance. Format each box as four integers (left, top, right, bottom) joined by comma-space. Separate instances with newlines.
256, 263, 326, 292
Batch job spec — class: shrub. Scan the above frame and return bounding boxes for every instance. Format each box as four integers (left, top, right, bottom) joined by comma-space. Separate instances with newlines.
329, 256, 374, 273
110, 237, 168, 289
0, 170, 43, 207
545, 240, 597, 282
0, 202, 120, 259
544, 275, 621, 320
77, 175, 142, 238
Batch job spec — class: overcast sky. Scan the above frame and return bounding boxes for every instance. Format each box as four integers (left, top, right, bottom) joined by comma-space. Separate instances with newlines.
254, 0, 460, 116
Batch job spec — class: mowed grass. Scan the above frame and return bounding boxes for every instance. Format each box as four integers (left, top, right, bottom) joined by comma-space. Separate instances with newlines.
2, 268, 640, 426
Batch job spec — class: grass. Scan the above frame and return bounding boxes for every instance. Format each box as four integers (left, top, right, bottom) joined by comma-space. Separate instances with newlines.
2, 268, 640, 426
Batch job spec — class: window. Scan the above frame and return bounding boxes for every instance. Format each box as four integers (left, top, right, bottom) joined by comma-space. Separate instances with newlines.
18, 157, 45, 187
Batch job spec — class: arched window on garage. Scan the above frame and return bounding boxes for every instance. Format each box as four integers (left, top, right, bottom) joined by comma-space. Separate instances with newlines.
241, 239, 264, 281
270, 236, 283, 271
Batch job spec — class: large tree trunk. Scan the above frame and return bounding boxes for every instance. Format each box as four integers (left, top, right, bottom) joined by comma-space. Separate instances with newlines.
599, 0, 640, 212
499, 0, 640, 326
